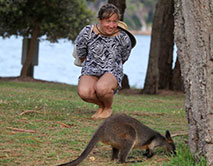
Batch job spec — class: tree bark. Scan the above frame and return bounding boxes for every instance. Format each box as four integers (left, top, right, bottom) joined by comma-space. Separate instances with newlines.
174, 0, 213, 165
20, 21, 40, 78
108, 0, 126, 20
108, 0, 130, 89
171, 56, 184, 91
121, 74, 130, 89
158, 0, 174, 90
143, 0, 183, 94
143, 0, 167, 94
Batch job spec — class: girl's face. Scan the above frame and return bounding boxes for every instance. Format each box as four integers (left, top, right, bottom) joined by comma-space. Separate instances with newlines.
99, 13, 119, 35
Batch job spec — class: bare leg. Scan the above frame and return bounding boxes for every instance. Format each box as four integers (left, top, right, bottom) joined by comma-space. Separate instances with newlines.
78, 75, 104, 119
95, 73, 118, 119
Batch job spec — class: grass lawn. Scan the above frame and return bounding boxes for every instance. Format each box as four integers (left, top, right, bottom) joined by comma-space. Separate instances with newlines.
0, 79, 190, 166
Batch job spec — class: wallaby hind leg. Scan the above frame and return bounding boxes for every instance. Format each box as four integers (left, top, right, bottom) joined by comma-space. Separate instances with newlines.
112, 147, 119, 160
119, 141, 134, 163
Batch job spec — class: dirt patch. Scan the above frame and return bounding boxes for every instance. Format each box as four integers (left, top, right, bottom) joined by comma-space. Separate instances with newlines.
118, 88, 141, 95
157, 89, 184, 96
0, 76, 144, 95
132, 111, 166, 117
0, 76, 65, 85
119, 88, 184, 96
0, 77, 184, 96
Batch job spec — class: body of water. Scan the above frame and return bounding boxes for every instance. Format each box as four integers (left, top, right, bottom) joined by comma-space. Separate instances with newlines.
0, 35, 175, 89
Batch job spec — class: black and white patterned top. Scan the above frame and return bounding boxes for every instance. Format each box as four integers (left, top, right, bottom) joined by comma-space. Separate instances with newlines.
75, 25, 132, 89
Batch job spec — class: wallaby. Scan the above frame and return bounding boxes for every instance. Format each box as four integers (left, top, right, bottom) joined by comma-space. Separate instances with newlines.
57, 113, 176, 166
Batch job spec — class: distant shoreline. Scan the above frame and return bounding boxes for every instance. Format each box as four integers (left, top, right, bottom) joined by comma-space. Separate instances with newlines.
130, 30, 151, 36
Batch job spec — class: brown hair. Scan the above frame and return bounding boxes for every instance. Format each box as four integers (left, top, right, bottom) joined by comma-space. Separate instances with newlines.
98, 3, 120, 20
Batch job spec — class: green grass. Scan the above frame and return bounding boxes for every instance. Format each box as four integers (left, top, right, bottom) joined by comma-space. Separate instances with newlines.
163, 143, 207, 166
0, 80, 206, 166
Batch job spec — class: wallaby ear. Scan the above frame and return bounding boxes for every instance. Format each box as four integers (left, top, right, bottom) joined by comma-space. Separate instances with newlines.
165, 130, 171, 139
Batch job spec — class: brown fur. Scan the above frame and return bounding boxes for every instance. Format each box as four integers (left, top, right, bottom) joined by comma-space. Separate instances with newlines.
57, 113, 176, 166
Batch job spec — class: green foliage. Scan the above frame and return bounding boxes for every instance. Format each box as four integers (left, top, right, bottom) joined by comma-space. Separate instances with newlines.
0, 0, 94, 42
124, 0, 157, 29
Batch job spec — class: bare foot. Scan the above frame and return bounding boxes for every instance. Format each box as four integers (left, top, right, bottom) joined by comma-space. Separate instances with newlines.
91, 107, 103, 120
97, 108, 112, 119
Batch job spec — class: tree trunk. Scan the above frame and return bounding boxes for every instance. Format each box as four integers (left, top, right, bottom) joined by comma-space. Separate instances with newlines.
143, 0, 183, 94
121, 74, 130, 90
171, 56, 184, 91
108, 0, 126, 20
158, 0, 174, 90
108, 0, 130, 89
20, 21, 40, 78
143, 0, 166, 94
174, 0, 213, 165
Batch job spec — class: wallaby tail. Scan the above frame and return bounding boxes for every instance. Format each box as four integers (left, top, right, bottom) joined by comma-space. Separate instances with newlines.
57, 129, 101, 166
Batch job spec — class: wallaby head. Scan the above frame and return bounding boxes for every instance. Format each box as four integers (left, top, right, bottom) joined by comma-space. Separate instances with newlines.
163, 130, 176, 155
